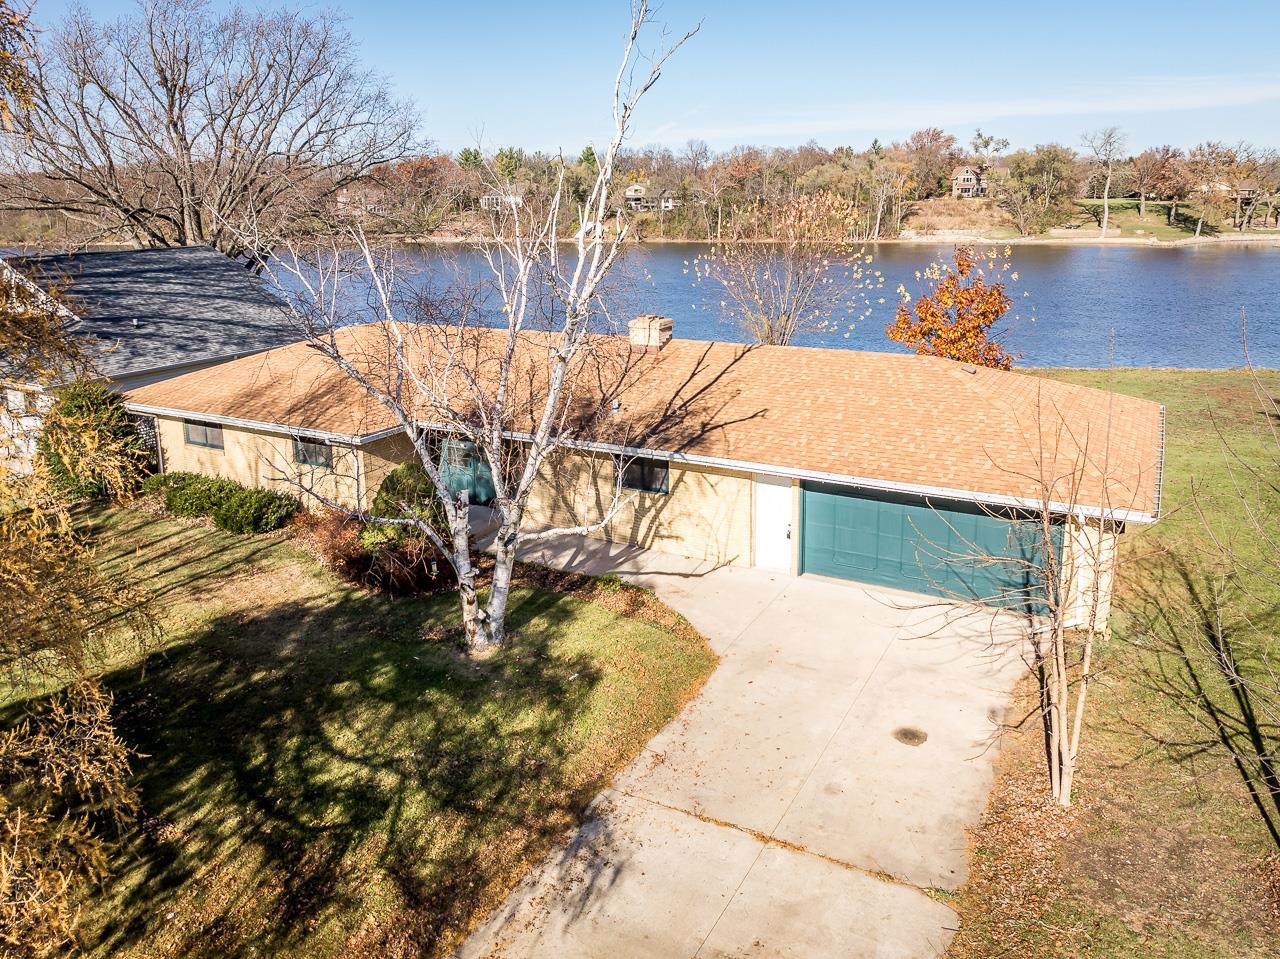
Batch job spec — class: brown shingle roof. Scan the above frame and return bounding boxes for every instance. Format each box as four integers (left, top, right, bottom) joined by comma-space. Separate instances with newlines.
125, 325, 1165, 520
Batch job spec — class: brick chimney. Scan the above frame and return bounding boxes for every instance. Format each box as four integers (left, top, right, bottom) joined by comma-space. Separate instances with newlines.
628, 314, 673, 353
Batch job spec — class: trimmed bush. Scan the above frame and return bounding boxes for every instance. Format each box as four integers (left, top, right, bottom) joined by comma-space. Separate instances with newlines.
212, 488, 297, 534
163, 474, 241, 518
141, 471, 192, 495
150, 471, 296, 534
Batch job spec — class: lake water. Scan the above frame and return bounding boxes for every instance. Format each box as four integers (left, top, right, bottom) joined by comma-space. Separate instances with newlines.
392, 242, 1280, 369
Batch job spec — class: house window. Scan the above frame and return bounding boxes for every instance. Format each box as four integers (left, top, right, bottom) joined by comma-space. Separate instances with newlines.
621, 456, 669, 494
293, 437, 334, 468
183, 420, 224, 449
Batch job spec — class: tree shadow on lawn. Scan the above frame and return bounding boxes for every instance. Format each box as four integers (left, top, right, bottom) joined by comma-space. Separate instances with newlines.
85, 508, 295, 604
1121, 551, 1280, 850
91, 586, 609, 959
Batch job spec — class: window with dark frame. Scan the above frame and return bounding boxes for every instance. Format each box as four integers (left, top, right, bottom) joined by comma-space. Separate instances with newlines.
621, 456, 669, 494
183, 420, 224, 449
293, 437, 334, 468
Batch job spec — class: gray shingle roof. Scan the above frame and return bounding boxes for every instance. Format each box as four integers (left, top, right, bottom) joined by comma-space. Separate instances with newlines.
9, 245, 296, 379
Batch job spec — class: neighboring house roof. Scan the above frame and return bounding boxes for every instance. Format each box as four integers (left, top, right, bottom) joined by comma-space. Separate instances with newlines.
124, 326, 1165, 522
5, 246, 295, 381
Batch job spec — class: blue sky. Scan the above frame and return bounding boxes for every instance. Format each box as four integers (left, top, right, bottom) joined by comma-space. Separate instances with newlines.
32, 0, 1280, 155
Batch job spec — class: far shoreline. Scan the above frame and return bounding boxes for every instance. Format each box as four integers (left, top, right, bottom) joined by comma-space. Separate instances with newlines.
400, 231, 1280, 250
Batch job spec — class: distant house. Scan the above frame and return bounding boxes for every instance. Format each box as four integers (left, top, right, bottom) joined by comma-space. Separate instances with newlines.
623, 183, 649, 209
1, 245, 295, 466
951, 165, 988, 199
334, 180, 392, 218
624, 182, 682, 212
479, 187, 525, 212
1230, 180, 1261, 202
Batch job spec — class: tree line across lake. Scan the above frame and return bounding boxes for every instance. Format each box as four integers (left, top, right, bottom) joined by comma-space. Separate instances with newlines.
1, 0, 1277, 253
360, 131, 1280, 242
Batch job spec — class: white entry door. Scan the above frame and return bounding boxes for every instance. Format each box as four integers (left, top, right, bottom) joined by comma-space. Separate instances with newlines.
753, 474, 793, 571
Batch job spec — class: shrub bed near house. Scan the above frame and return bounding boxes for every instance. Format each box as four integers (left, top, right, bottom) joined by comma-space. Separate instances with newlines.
300, 511, 448, 595
145, 471, 297, 533
298, 464, 450, 595
140, 471, 194, 496
213, 488, 299, 534
162, 473, 241, 518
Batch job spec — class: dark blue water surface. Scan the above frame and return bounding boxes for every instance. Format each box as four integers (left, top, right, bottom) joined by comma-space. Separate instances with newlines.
384, 243, 1280, 368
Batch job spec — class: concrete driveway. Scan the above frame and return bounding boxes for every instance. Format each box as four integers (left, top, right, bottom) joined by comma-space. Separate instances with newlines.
458, 537, 1027, 959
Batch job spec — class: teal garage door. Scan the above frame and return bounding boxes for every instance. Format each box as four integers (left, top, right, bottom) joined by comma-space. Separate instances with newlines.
800, 482, 1058, 608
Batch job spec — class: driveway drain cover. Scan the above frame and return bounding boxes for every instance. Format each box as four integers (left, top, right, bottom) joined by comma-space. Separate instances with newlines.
893, 726, 928, 746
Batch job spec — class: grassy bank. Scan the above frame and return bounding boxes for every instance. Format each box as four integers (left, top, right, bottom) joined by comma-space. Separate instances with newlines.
948, 368, 1280, 958
57, 507, 715, 959
1072, 198, 1280, 242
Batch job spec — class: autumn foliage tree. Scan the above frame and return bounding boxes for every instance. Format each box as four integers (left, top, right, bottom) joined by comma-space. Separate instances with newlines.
0, 0, 34, 128
1, 269, 156, 956
887, 246, 1020, 369
1, 18, 153, 945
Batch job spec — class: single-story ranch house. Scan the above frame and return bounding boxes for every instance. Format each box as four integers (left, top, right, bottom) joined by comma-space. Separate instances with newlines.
124, 317, 1165, 625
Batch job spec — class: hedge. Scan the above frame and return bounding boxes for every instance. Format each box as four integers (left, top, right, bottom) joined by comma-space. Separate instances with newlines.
148, 471, 297, 533
163, 474, 241, 518
212, 488, 298, 534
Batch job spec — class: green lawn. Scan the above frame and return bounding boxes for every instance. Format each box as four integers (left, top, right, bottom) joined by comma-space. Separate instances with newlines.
949, 368, 1280, 958
59, 507, 716, 959
1068, 198, 1280, 241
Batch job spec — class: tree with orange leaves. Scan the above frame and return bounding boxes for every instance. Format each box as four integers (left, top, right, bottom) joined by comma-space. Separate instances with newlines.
886, 246, 1020, 370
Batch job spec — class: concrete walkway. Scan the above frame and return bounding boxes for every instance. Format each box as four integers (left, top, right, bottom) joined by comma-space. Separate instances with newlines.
458, 536, 1027, 959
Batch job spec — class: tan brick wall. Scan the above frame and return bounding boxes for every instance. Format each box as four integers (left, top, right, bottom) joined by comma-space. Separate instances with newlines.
155, 416, 365, 509
157, 423, 754, 566
360, 432, 419, 507
523, 450, 754, 566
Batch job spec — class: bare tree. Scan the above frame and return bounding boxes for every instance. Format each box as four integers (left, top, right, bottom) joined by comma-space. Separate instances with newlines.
969, 128, 1009, 172
262, 2, 697, 653
692, 190, 883, 346
922, 385, 1142, 807
1082, 127, 1126, 237
681, 138, 711, 180
1186, 141, 1238, 238
2, 0, 417, 261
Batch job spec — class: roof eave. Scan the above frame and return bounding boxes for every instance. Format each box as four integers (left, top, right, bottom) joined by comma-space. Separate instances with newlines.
124, 408, 1161, 526
103, 343, 291, 383
123, 402, 400, 447
514, 433, 1161, 526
